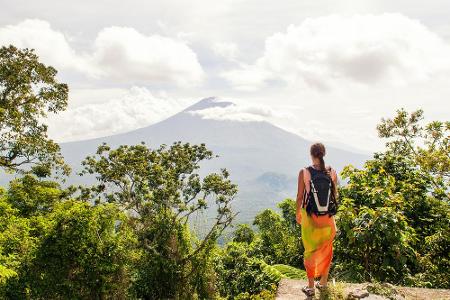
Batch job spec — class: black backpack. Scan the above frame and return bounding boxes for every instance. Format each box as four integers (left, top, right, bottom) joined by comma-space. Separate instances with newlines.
303, 166, 338, 216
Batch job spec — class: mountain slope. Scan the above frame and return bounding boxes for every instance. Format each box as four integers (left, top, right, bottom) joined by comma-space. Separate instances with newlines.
62, 97, 367, 178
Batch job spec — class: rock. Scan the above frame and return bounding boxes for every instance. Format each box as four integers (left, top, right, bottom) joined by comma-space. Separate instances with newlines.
364, 295, 388, 300
348, 288, 370, 299
382, 283, 395, 289
276, 278, 309, 300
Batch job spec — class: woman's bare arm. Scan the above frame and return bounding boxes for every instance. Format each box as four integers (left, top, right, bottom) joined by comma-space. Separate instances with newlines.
330, 168, 338, 198
296, 169, 305, 224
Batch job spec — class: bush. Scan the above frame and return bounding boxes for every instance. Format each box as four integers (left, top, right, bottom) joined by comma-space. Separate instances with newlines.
7, 201, 137, 299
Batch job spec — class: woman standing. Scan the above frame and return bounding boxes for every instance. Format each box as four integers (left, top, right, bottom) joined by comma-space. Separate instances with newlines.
296, 143, 338, 298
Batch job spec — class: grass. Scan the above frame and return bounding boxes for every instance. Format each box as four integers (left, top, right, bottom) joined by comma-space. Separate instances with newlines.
367, 282, 399, 299
314, 283, 346, 300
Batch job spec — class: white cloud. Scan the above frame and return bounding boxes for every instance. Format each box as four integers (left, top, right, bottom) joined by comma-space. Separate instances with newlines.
0, 19, 204, 87
188, 103, 290, 122
47, 86, 194, 142
222, 13, 450, 91
0, 19, 91, 73
90, 26, 204, 86
213, 42, 239, 61
222, 64, 273, 91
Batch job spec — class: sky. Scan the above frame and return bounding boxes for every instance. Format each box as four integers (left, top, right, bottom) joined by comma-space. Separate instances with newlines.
1, 0, 450, 153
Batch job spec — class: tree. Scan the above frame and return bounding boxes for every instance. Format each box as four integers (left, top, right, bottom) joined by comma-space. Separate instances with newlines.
233, 224, 255, 244
335, 159, 417, 283
216, 199, 306, 299
375, 109, 450, 288
31, 201, 136, 299
377, 108, 449, 200
214, 242, 278, 299
333, 109, 450, 288
0, 187, 26, 295
79, 142, 238, 298
7, 174, 64, 217
0, 184, 45, 298
0, 171, 138, 298
5, 200, 137, 299
0, 45, 69, 176
252, 199, 303, 267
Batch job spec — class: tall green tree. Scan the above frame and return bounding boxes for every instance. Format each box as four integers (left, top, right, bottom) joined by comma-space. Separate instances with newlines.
0, 45, 69, 177
334, 109, 450, 287
252, 199, 303, 267
377, 108, 449, 199
79, 142, 238, 299
3, 200, 137, 299
335, 158, 417, 283
29, 201, 136, 299
7, 174, 64, 217
214, 241, 278, 299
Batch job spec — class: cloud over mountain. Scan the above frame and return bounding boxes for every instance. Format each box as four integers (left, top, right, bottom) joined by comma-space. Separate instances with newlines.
188, 102, 289, 122
47, 87, 193, 142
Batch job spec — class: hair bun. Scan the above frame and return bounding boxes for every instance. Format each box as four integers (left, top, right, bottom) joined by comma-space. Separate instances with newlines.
310, 142, 326, 158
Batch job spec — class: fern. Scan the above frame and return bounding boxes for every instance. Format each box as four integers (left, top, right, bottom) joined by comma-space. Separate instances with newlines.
260, 262, 307, 281
260, 261, 284, 282
271, 264, 307, 279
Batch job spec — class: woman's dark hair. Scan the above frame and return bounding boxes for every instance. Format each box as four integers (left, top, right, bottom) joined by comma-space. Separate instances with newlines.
310, 142, 327, 172
310, 142, 337, 198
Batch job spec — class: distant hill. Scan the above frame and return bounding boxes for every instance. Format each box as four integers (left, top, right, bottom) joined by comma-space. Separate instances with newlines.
1, 97, 369, 224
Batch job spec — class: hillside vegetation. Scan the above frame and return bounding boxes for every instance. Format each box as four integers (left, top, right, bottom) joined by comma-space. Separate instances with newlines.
0, 46, 449, 299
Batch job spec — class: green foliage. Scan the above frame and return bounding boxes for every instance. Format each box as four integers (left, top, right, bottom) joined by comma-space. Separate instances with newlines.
233, 224, 255, 244
366, 282, 399, 300
252, 199, 303, 267
0, 189, 40, 298
270, 264, 306, 279
215, 200, 306, 299
131, 216, 195, 299
214, 242, 280, 299
377, 108, 449, 199
260, 262, 284, 282
39, 201, 135, 299
0, 265, 16, 284
0, 45, 69, 176
316, 283, 346, 300
334, 109, 450, 288
79, 142, 238, 299
406, 226, 450, 288
334, 196, 416, 283
2, 198, 137, 299
7, 174, 64, 217
233, 285, 277, 300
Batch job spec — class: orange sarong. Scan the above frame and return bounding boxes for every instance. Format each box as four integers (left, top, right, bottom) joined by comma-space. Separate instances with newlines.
300, 208, 336, 278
